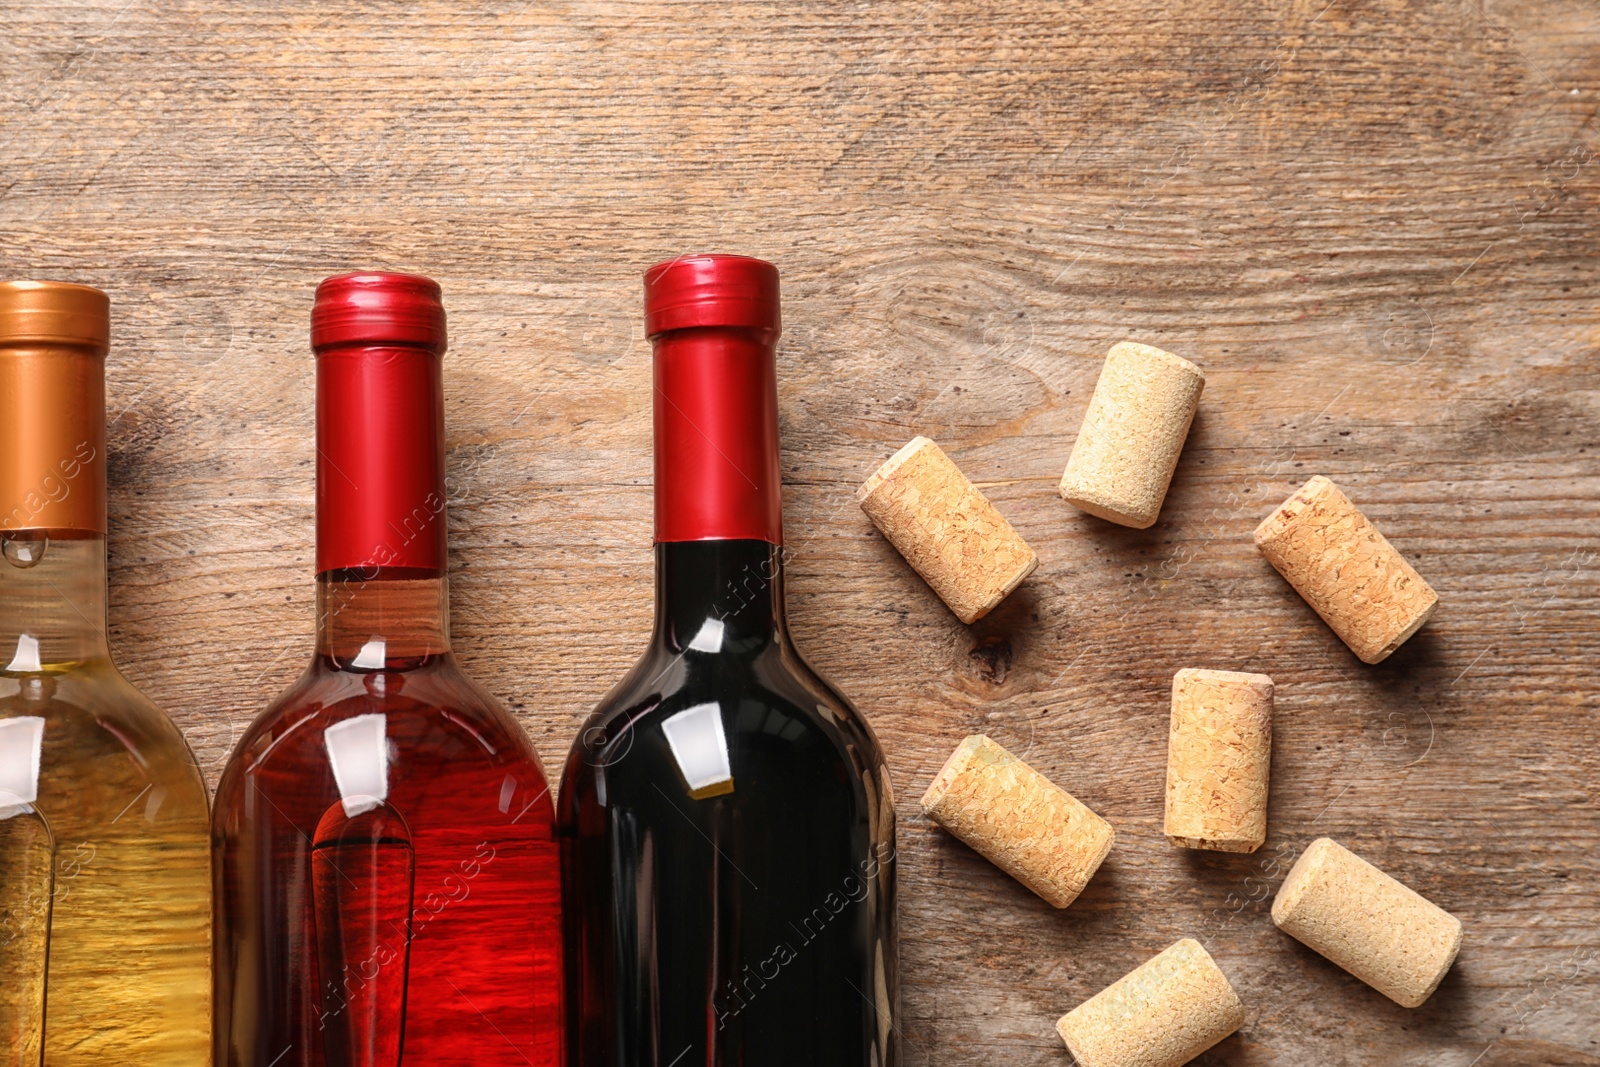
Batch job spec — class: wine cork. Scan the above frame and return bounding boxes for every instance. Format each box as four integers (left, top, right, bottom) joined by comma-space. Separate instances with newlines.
1055, 938, 1244, 1067
857, 436, 1038, 624
1272, 837, 1463, 1008
919, 735, 1113, 909
1059, 341, 1205, 529
1253, 476, 1437, 664
1164, 668, 1273, 853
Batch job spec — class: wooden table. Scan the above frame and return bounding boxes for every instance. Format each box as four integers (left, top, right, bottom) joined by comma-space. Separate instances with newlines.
5, 1, 1597, 1063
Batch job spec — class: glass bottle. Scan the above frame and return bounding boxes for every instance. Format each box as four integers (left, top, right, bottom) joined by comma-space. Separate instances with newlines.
211, 273, 562, 1067
557, 255, 898, 1066
0, 280, 211, 1065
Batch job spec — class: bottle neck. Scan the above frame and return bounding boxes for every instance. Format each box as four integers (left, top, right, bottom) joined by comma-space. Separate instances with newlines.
313, 338, 452, 672
0, 333, 110, 673
0, 532, 110, 671
315, 569, 451, 671
653, 541, 788, 655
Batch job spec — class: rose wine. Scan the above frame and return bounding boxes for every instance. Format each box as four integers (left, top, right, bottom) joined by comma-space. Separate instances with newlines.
212, 273, 562, 1067
0, 280, 211, 1065
558, 255, 898, 1066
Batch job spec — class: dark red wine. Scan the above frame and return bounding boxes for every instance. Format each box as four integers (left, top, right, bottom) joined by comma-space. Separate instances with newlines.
212, 273, 562, 1067
557, 256, 898, 1066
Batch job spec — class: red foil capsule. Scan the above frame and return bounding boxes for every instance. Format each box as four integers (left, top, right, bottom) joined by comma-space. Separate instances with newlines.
645, 254, 783, 545
311, 271, 449, 576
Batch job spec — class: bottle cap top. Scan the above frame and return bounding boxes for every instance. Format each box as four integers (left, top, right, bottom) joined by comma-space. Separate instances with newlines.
643, 254, 780, 338
0, 281, 110, 351
311, 271, 447, 352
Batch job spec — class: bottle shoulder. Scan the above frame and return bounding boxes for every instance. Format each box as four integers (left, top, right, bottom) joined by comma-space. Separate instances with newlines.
562, 639, 890, 800
0, 659, 179, 727
1, 660, 190, 738
218, 655, 545, 794
0, 661, 209, 817
584, 637, 871, 724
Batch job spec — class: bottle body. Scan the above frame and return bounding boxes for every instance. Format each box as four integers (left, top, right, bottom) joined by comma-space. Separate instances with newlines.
0, 542, 213, 1066
0, 282, 212, 1065
211, 584, 562, 1067
559, 541, 898, 1066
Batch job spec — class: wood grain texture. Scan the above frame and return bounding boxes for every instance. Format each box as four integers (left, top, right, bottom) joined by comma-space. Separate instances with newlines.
3, 1, 1598, 1062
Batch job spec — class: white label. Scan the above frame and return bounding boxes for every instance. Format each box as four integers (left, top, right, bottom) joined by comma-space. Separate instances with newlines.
324, 713, 390, 818
0, 716, 46, 812
661, 702, 733, 797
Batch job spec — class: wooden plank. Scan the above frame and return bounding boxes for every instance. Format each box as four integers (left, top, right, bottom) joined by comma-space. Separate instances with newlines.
4, 0, 1598, 1062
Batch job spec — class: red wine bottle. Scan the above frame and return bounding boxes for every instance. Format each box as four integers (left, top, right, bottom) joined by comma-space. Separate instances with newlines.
557, 255, 898, 1066
212, 273, 563, 1067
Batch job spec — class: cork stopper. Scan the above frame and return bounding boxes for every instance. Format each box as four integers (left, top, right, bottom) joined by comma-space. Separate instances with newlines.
1164, 668, 1274, 853
1253, 476, 1438, 664
1272, 837, 1463, 1008
857, 436, 1038, 624
1059, 341, 1205, 529
919, 735, 1113, 909
1055, 938, 1245, 1067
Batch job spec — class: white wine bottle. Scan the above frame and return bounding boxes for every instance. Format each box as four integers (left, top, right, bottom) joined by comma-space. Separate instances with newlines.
0, 281, 210, 1065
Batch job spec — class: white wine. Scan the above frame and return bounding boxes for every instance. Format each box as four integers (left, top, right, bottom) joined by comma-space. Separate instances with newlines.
1, 652, 212, 1064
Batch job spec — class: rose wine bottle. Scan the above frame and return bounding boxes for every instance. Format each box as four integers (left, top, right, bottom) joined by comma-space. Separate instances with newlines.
212, 273, 562, 1067
0, 280, 211, 1065
558, 255, 898, 1066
